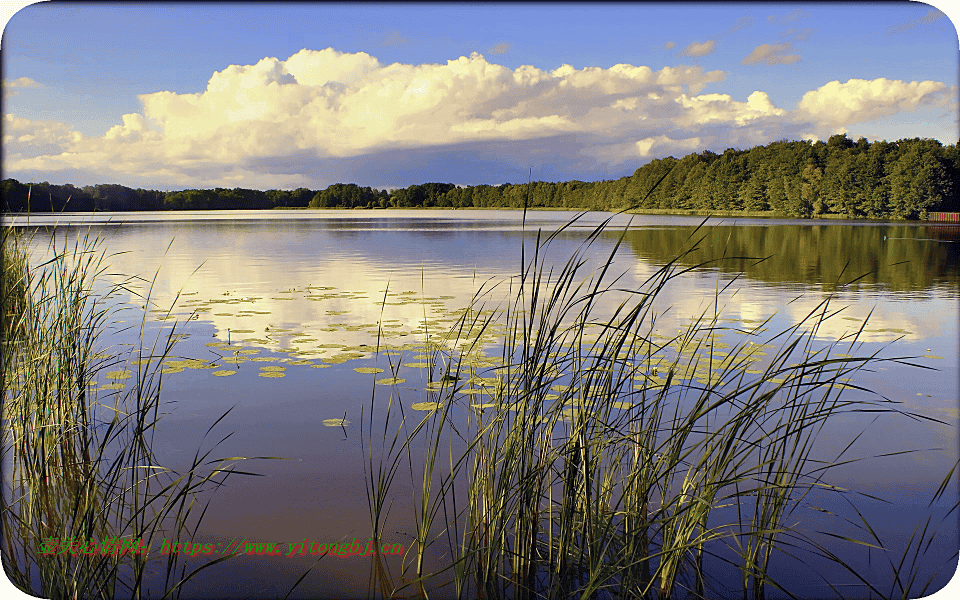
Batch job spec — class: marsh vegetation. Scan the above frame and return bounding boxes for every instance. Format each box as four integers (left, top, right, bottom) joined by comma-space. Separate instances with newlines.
361, 212, 958, 599
0, 226, 262, 599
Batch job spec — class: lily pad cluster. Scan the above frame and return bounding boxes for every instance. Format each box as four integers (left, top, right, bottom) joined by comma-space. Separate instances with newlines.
104, 283, 930, 423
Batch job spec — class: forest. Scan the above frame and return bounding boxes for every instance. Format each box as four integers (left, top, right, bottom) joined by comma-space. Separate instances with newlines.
2, 135, 957, 219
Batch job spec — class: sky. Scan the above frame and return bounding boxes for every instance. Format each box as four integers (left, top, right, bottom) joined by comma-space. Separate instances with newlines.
1, 1, 958, 192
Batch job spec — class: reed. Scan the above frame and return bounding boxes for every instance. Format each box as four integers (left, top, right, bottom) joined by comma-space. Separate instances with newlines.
363, 205, 956, 599
1, 225, 256, 600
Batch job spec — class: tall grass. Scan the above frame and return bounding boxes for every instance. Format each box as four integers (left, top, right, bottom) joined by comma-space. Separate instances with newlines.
363, 209, 957, 599
1, 225, 256, 600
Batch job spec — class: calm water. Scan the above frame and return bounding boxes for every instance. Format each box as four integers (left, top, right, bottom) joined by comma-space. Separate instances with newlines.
7, 210, 959, 598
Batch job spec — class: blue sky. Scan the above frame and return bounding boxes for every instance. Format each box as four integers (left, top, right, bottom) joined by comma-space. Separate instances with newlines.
2, 2, 957, 191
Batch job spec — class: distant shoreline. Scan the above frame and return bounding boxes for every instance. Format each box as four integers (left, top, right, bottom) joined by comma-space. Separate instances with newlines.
4, 136, 956, 220
271, 205, 913, 221
3, 206, 935, 225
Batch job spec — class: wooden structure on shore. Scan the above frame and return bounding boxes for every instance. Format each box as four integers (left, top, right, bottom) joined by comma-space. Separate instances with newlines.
929, 212, 960, 223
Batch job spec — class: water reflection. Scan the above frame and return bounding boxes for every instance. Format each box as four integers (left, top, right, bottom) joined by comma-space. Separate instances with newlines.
623, 222, 960, 294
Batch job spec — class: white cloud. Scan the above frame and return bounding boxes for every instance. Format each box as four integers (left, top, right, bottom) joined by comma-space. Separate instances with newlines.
585, 134, 704, 164
796, 78, 949, 127
5, 76, 43, 89
1, 48, 953, 189
104, 113, 159, 143
671, 90, 787, 127
3, 113, 83, 158
2, 76, 43, 99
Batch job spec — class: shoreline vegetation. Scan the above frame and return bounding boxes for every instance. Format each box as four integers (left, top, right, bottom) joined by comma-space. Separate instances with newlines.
3, 135, 957, 220
0, 226, 265, 599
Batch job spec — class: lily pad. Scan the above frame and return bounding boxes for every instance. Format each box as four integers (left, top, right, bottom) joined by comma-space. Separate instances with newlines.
104, 370, 132, 380
212, 370, 238, 377
260, 366, 286, 371
411, 401, 442, 411
258, 372, 285, 378
376, 377, 406, 385
354, 367, 385, 374
323, 418, 351, 427
186, 362, 219, 370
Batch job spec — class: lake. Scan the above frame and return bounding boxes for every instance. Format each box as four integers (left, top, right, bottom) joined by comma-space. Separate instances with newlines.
5, 209, 959, 599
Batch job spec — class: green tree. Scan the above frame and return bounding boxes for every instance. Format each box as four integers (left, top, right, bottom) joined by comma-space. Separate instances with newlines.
801, 163, 823, 217
739, 166, 769, 211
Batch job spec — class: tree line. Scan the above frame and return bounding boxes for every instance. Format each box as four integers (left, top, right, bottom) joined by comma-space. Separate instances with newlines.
2, 135, 957, 219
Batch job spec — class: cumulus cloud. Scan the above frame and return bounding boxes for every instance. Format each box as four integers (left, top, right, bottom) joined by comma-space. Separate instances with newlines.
585, 134, 703, 164
487, 42, 510, 55
887, 8, 946, 34
2, 47, 953, 189
796, 78, 950, 127
104, 113, 161, 143
2, 76, 43, 99
663, 41, 676, 50
671, 90, 787, 128
676, 39, 717, 58
3, 113, 84, 158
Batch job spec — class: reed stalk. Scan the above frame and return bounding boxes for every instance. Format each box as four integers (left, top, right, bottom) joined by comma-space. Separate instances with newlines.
1, 226, 258, 600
